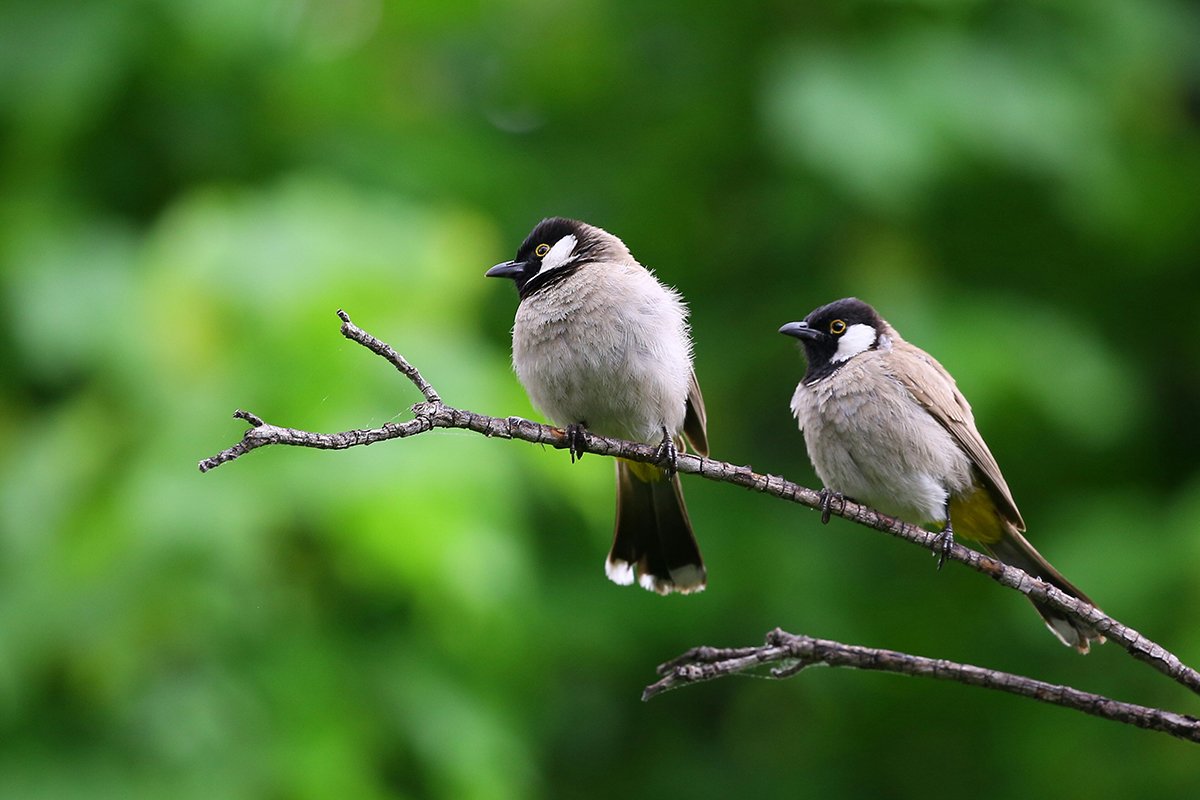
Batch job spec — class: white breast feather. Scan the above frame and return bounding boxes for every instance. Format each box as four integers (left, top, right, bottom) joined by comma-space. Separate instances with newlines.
789, 352, 974, 525
512, 262, 693, 444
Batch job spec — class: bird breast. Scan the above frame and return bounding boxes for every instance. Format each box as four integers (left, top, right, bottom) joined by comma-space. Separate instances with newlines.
512, 262, 693, 444
790, 352, 975, 524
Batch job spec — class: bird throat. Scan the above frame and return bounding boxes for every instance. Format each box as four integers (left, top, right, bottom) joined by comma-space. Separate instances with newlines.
518, 262, 587, 300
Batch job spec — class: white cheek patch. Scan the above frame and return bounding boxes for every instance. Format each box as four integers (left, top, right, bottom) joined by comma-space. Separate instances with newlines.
536, 233, 578, 276
831, 323, 877, 362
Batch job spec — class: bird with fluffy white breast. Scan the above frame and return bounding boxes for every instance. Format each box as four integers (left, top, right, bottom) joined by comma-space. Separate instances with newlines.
487, 217, 708, 595
780, 297, 1103, 652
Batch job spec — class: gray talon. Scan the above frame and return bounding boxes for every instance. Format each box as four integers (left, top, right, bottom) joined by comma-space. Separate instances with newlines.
931, 524, 954, 570
566, 423, 587, 463
818, 488, 844, 525
654, 426, 678, 476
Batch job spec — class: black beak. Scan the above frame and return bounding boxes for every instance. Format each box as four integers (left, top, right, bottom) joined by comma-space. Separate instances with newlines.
485, 260, 526, 279
779, 321, 821, 341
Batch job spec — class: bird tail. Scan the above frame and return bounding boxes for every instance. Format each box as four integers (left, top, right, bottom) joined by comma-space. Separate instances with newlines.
986, 526, 1105, 654
607, 460, 706, 594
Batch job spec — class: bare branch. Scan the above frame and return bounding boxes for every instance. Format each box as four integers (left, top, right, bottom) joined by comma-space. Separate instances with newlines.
644, 629, 1200, 744
197, 413, 434, 474
336, 309, 441, 404
197, 310, 1200, 730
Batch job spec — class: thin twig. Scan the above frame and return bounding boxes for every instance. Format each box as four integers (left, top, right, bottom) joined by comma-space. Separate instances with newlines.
643, 629, 1200, 744
337, 308, 441, 404
197, 310, 1200, 722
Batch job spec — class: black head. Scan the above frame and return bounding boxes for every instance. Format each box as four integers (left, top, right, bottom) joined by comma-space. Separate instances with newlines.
779, 297, 887, 383
485, 217, 626, 298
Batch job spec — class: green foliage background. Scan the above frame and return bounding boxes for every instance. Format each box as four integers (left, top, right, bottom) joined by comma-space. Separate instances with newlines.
2, 0, 1199, 797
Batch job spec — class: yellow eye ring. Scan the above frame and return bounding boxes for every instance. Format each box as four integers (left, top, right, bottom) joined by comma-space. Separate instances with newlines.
829, 319, 847, 335
534, 243, 551, 258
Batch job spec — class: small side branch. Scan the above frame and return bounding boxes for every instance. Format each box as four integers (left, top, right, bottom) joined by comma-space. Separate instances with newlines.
644, 629, 1200, 744
337, 309, 440, 404
197, 412, 434, 474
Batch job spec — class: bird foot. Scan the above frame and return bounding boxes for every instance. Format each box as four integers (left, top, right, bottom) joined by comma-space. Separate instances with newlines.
653, 427, 678, 478
817, 489, 844, 525
931, 524, 954, 570
565, 423, 587, 463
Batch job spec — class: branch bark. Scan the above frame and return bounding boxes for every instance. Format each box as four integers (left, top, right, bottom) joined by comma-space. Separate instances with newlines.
644, 629, 1200, 744
198, 310, 1200, 739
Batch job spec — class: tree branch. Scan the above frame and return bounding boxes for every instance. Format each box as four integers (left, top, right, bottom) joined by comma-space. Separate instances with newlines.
198, 310, 1200, 734
643, 629, 1200, 744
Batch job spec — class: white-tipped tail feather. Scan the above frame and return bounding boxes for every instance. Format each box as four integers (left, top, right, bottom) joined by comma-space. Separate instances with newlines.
606, 557, 706, 595
662, 564, 707, 595
605, 557, 636, 586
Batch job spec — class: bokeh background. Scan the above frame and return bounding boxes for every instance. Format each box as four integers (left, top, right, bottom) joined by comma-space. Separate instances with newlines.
2, 0, 1199, 797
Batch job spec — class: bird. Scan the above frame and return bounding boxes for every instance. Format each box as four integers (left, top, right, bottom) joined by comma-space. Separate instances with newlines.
486, 217, 708, 594
780, 297, 1103, 652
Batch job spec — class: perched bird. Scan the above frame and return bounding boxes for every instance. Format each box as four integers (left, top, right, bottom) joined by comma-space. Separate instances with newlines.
486, 217, 708, 594
780, 297, 1103, 652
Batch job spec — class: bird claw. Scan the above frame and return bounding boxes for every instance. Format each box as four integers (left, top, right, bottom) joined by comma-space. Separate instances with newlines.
818, 488, 844, 525
653, 427, 678, 477
565, 423, 587, 463
931, 525, 954, 570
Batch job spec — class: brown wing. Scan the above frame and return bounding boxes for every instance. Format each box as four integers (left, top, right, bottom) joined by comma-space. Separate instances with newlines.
681, 368, 709, 457
887, 337, 1025, 531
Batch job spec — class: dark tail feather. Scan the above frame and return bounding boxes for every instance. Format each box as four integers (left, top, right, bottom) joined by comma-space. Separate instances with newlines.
608, 461, 706, 594
987, 527, 1105, 653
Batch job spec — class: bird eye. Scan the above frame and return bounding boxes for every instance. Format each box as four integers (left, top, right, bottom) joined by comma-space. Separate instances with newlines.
829, 319, 847, 335
534, 243, 551, 258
